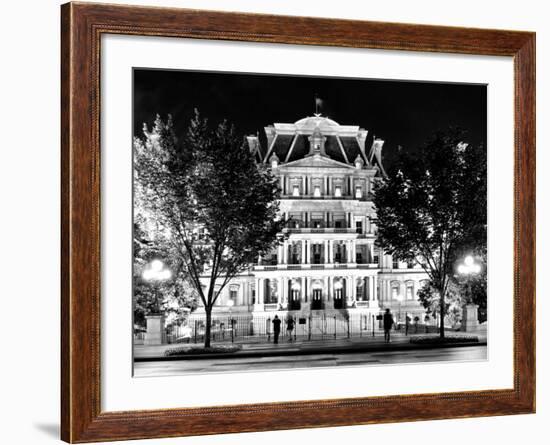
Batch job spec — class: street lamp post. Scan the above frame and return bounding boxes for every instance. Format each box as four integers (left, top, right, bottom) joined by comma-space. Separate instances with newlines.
142, 259, 172, 313
457, 255, 482, 332
142, 260, 172, 345
457, 255, 481, 300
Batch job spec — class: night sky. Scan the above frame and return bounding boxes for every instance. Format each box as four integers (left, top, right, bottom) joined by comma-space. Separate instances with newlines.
133, 69, 487, 169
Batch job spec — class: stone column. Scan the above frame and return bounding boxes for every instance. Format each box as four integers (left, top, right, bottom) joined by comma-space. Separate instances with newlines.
301, 240, 306, 264
300, 277, 305, 302
278, 243, 284, 264
306, 277, 311, 303
277, 277, 283, 306
324, 276, 329, 307
283, 241, 289, 264
237, 282, 244, 306
258, 278, 264, 304
324, 240, 329, 263
328, 240, 333, 263
145, 314, 165, 345
283, 277, 288, 306
327, 276, 332, 301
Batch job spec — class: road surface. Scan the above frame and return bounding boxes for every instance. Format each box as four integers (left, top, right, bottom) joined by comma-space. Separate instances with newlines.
133, 345, 487, 377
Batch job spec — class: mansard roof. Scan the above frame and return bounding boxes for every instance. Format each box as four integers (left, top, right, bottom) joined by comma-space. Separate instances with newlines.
246, 114, 387, 177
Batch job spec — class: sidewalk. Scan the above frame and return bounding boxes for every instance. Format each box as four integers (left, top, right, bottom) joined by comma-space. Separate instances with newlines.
134, 332, 486, 362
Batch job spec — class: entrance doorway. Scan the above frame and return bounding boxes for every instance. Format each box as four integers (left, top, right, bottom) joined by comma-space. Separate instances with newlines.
289, 289, 301, 310
311, 289, 323, 310
333, 288, 344, 309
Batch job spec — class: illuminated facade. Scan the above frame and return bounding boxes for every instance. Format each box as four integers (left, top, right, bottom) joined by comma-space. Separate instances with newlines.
197, 114, 428, 324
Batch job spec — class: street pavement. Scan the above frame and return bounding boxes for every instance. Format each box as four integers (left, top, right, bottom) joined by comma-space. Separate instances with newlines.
133, 344, 487, 376
133, 331, 487, 376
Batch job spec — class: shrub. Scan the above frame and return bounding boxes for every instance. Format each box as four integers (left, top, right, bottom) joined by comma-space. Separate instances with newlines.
410, 335, 479, 345
164, 345, 242, 356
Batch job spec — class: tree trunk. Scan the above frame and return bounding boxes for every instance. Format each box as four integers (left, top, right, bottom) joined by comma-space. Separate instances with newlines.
439, 286, 445, 339
204, 307, 212, 348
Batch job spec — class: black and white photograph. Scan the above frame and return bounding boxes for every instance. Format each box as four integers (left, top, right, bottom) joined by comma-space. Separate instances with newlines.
132, 69, 488, 377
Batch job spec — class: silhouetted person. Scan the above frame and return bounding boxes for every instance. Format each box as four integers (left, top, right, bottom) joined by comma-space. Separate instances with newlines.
383, 308, 394, 343
286, 317, 295, 342
272, 315, 282, 344
405, 314, 411, 336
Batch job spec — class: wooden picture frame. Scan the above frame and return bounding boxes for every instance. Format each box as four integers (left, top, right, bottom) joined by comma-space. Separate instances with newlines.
61, 2, 535, 442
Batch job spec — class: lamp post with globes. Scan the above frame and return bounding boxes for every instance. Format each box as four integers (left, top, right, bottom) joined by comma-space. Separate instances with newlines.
142, 259, 172, 345
457, 255, 481, 302
457, 255, 482, 332
142, 259, 172, 314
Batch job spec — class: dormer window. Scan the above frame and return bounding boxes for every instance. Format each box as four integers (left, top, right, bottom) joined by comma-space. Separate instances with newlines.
334, 186, 342, 197
292, 185, 300, 197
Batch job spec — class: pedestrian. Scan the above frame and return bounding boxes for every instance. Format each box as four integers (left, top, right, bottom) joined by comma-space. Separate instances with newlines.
286, 316, 295, 342
272, 315, 282, 344
383, 308, 394, 343
405, 314, 411, 336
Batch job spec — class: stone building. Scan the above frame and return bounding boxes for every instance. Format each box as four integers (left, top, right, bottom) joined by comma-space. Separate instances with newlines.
195, 114, 428, 328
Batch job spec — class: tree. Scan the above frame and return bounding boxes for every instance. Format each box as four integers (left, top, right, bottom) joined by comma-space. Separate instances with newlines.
134, 111, 285, 347
373, 128, 486, 338
133, 217, 199, 329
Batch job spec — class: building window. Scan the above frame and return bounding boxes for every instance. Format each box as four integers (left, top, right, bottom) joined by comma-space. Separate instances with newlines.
391, 285, 399, 300
292, 185, 300, 197
355, 186, 363, 198
335, 244, 343, 263
314, 186, 321, 197
406, 282, 414, 300
407, 259, 415, 269
355, 221, 363, 234
313, 244, 322, 264
229, 289, 237, 303
291, 243, 300, 264
392, 258, 399, 269
334, 186, 342, 197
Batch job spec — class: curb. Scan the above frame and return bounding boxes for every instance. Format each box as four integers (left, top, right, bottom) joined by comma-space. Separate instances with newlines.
135, 341, 487, 362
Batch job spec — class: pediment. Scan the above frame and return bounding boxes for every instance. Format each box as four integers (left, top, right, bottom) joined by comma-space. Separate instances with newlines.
283, 154, 353, 169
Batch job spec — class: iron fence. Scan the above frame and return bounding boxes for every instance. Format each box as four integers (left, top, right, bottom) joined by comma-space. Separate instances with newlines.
164, 310, 436, 345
